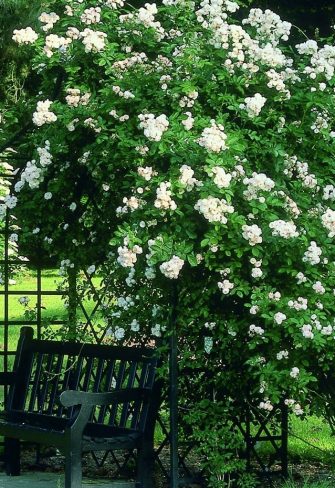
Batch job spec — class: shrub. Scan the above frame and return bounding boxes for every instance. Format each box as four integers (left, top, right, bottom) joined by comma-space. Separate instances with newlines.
2, 1, 335, 485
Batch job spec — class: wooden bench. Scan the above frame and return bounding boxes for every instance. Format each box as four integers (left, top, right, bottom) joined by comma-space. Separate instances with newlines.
0, 327, 161, 488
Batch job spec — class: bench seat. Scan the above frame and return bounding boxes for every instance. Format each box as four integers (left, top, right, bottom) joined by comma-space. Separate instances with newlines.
0, 411, 142, 448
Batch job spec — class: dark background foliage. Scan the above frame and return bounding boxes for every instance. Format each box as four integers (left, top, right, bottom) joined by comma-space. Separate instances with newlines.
0, 0, 42, 104
257, 0, 335, 37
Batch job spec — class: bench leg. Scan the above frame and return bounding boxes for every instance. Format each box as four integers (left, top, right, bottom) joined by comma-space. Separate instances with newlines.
4, 437, 21, 476
65, 449, 82, 488
137, 440, 155, 488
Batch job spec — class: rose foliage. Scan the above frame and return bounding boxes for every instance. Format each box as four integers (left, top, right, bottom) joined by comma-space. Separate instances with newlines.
2, 0, 335, 484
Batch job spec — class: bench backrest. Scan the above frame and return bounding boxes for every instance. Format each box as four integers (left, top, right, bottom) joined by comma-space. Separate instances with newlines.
7, 327, 159, 433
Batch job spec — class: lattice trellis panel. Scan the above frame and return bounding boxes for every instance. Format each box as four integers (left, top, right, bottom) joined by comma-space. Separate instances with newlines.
0, 167, 67, 409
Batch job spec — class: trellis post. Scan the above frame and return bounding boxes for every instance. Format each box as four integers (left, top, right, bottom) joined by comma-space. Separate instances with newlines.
169, 282, 179, 488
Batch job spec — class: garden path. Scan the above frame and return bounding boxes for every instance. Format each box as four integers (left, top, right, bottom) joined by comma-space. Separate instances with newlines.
0, 472, 134, 488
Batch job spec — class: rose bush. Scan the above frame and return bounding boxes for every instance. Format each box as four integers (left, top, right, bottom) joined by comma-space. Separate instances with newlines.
2, 0, 335, 484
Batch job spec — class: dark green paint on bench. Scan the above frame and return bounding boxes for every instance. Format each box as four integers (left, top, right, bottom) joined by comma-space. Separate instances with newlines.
0, 327, 162, 488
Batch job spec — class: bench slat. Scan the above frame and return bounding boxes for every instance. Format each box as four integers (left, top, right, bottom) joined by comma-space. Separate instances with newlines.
28, 353, 43, 413
39, 353, 54, 413
97, 359, 116, 424
93, 357, 105, 393
46, 354, 64, 415
120, 360, 137, 428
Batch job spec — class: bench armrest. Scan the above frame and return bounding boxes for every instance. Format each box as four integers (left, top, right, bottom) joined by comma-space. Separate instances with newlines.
0, 372, 15, 385
61, 388, 151, 438
60, 388, 151, 408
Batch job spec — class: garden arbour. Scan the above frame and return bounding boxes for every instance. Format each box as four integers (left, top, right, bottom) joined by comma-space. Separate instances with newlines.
1, 0, 335, 485
0, 164, 290, 486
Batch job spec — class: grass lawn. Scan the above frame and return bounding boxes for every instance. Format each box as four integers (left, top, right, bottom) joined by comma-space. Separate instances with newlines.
249, 414, 335, 488
282, 482, 333, 488
289, 415, 335, 464
0, 269, 104, 348
254, 414, 335, 464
